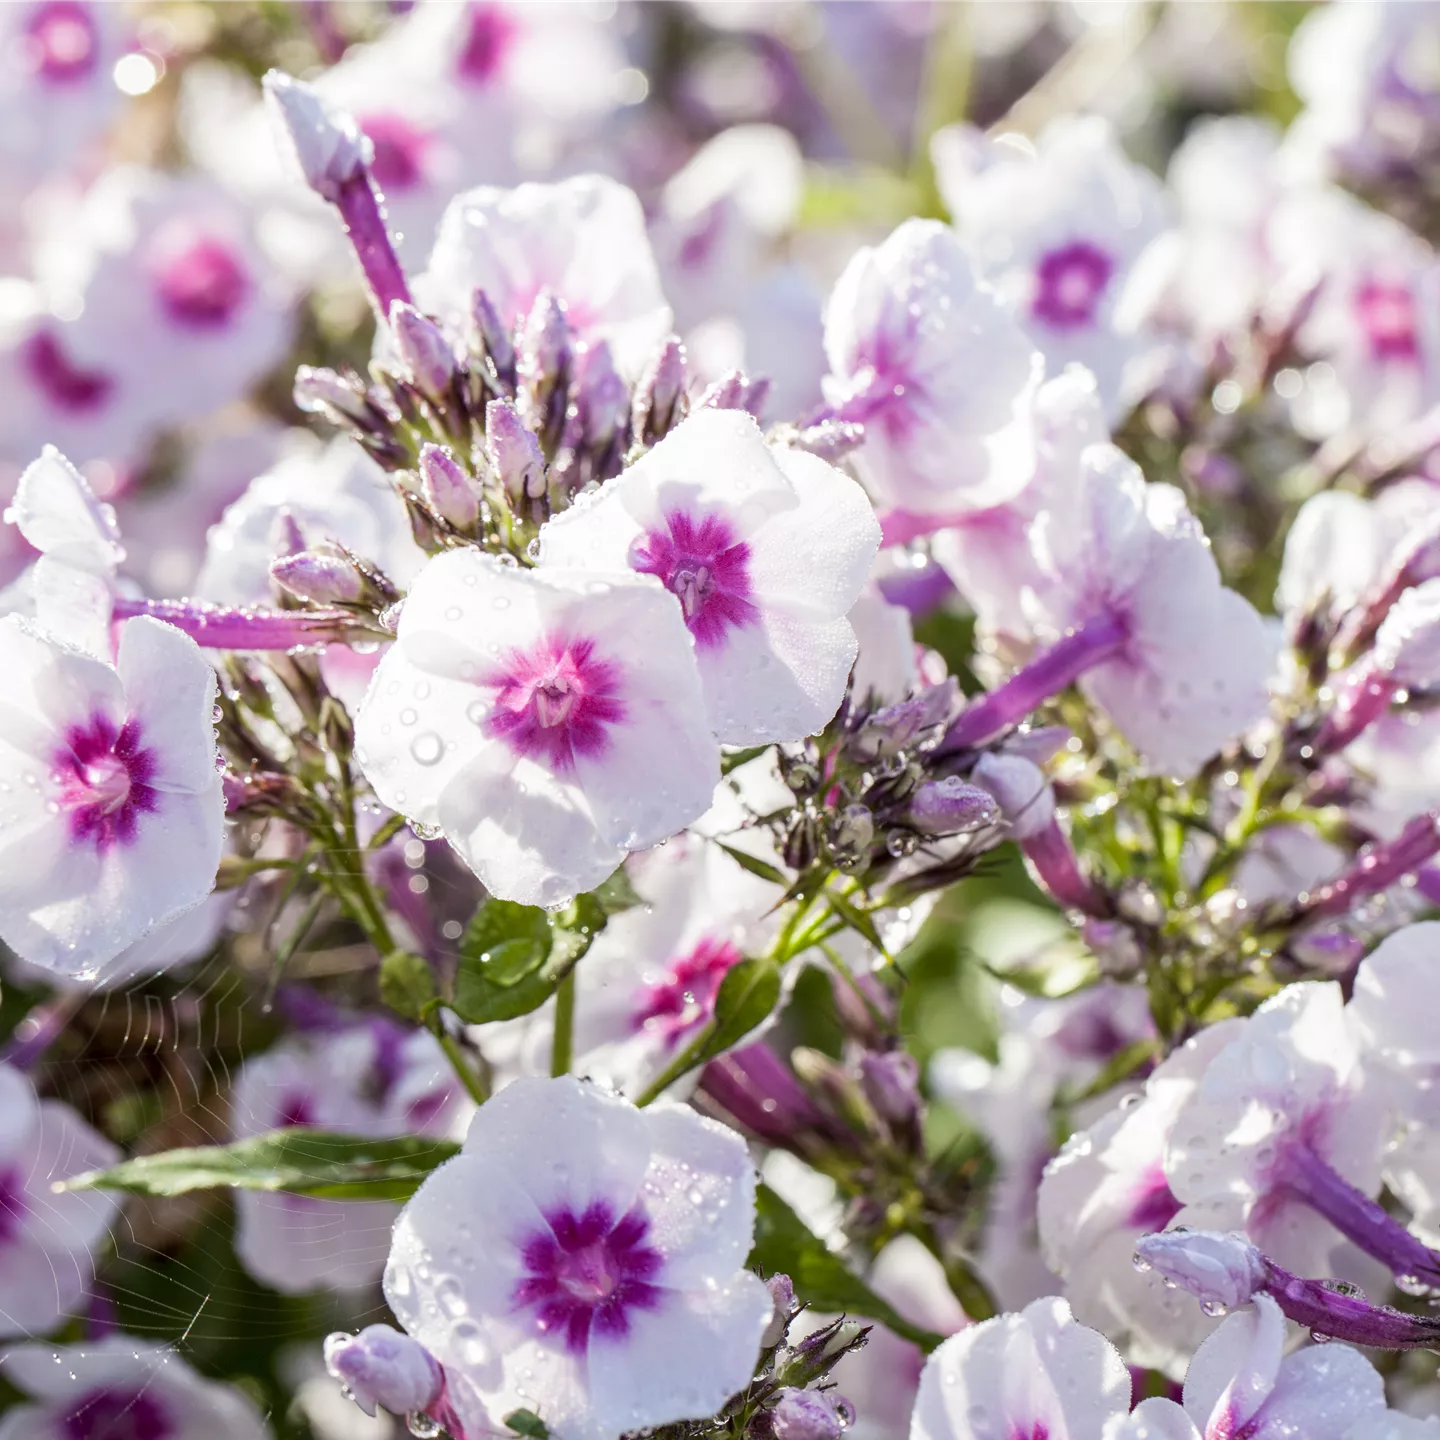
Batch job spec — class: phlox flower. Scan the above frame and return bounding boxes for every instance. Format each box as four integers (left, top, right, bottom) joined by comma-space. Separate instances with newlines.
1037, 1024, 1241, 1376
354, 549, 717, 906
412, 174, 672, 378
1106, 1295, 1385, 1440
231, 1018, 461, 1296
0, 610, 224, 979
932, 116, 1168, 420
951, 443, 1275, 779
909, 1295, 1133, 1440
820, 217, 1041, 522
537, 408, 880, 744
0, 1339, 271, 1440
382, 1075, 772, 1440
1268, 186, 1440, 439
0, 1062, 119, 1339
3, 169, 292, 469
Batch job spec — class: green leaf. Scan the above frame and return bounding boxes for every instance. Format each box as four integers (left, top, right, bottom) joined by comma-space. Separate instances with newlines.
824, 890, 889, 960
379, 950, 438, 1021
635, 957, 782, 1105
505, 1410, 551, 1438
453, 899, 556, 1022
748, 1185, 946, 1351
720, 743, 774, 775
716, 842, 788, 887
590, 866, 644, 916
60, 1130, 459, 1203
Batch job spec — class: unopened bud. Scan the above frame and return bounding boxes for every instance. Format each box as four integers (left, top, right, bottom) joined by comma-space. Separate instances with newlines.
770, 1389, 849, 1440
263, 71, 369, 203
270, 507, 307, 560
324, 1325, 443, 1419
419, 443, 479, 531
294, 365, 376, 426
633, 336, 685, 442
828, 803, 874, 863
572, 340, 628, 448
486, 399, 546, 504
763, 1274, 795, 1349
1132, 1230, 1266, 1313
470, 288, 514, 383
971, 752, 1054, 841
1288, 924, 1367, 975
517, 289, 571, 393
859, 1050, 921, 1129
696, 369, 770, 418
780, 1317, 867, 1387
271, 546, 367, 606
391, 303, 457, 403
909, 777, 1000, 836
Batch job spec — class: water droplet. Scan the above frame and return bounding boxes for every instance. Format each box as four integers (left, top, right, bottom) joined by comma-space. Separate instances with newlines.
410, 732, 444, 766
1132, 1253, 1152, 1273
1200, 1298, 1228, 1317
407, 1412, 442, 1438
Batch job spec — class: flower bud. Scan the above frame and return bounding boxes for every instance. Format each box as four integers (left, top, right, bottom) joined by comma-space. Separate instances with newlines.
419, 443, 480, 532
779, 1317, 867, 1387
323, 1325, 443, 1418
1287, 924, 1367, 975
270, 547, 367, 606
572, 340, 628, 449
391, 304, 457, 403
1132, 1230, 1266, 1313
269, 507, 307, 561
517, 289, 571, 405
971, 753, 1054, 840
470, 287, 515, 383
263, 72, 369, 203
486, 399, 546, 504
770, 1389, 847, 1440
762, 1274, 795, 1349
909, 776, 1000, 836
827, 803, 874, 864
633, 336, 685, 443
294, 365, 376, 426
696, 369, 770, 418
859, 1049, 922, 1129
1376, 578, 1440, 687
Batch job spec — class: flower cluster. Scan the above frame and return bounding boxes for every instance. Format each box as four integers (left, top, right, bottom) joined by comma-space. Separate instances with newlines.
11, 5, 1440, 1440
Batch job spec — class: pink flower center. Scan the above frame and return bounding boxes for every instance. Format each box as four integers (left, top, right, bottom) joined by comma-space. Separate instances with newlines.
22, 329, 114, 413
513, 1201, 663, 1355
484, 634, 625, 772
1124, 1165, 1182, 1231
632, 936, 744, 1049
152, 230, 252, 330
63, 1388, 171, 1440
1031, 241, 1115, 330
457, 3, 519, 84
1355, 276, 1419, 362
52, 714, 159, 853
630, 511, 757, 650
22, 2, 99, 84
358, 112, 430, 194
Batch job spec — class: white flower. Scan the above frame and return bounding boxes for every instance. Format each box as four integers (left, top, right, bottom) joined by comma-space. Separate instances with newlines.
0, 1063, 119, 1339
1027, 444, 1276, 777
195, 433, 425, 605
413, 174, 672, 378
231, 1020, 461, 1295
820, 218, 1041, 519
910, 1295, 1132, 1440
1037, 1024, 1240, 1376
383, 1075, 772, 1440
0, 612, 224, 980
0, 1339, 271, 1440
1102, 1295, 1385, 1440
354, 550, 718, 906
538, 409, 880, 744
934, 116, 1168, 419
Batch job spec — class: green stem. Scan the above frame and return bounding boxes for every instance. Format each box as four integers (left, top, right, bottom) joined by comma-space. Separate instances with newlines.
436, 1029, 489, 1106
551, 968, 576, 1078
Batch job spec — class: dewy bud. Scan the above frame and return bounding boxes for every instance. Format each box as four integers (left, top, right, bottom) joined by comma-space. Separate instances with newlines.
572, 340, 628, 448
419, 443, 480, 532
779, 1317, 867, 1387
633, 336, 685, 442
517, 289, 571, 393
470, 288, 515, 383
486, 399, 546, 503
294, 365, 375, 425
1133, 1230, 1267, 1313
770, 1388, 848, 1440
262, 71, 369, 203
270, 547, 367, 606
391, 304, 457, 403
909, 776, 1001, 837
323, 1325, 443, 1418
763, 1273, 796, 1349
971, 753, 1054, 840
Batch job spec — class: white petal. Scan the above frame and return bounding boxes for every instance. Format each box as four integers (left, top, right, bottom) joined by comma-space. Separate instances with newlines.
1182, 1294, 1285, 1436
9, 447, 124, 574
116, 616, 220, 795
234, 1191, 396, 1294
